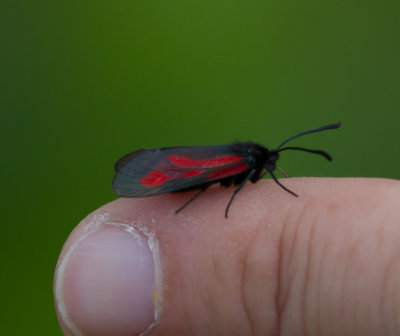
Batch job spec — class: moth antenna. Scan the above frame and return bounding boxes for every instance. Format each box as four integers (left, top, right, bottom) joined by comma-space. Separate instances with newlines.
275, 122, 341, 150
277, 147, 332, 161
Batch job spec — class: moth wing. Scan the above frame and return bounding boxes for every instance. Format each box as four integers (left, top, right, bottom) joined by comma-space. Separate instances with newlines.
112, 145, 249, 197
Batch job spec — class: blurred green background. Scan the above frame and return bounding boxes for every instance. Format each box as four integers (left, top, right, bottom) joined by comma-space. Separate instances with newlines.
2, 0, 399, 334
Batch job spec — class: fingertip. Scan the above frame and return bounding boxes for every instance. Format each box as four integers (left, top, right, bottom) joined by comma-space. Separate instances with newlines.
54, 218, 157, 336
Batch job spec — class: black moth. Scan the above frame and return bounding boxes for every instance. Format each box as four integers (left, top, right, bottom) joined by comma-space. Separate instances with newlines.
112, 122, 341, 217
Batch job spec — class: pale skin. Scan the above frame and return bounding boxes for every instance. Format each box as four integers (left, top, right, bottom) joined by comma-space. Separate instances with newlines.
54, 178, 400, 335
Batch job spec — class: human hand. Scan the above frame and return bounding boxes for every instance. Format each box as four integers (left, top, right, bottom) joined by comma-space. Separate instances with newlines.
54, 178, 400, 335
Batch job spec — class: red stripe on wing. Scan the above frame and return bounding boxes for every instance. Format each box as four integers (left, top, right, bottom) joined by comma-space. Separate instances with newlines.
140, 169, 206, 186
207, 163, 248, 180
168, 154, 243, 168
140, 171, 169, 186
181, 169, 204, 177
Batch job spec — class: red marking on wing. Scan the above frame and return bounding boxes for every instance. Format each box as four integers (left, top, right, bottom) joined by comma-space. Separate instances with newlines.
169, 154, 243, 168
140, 171, 168, 186
207, 163, 248, 180
181, 169, 204, 177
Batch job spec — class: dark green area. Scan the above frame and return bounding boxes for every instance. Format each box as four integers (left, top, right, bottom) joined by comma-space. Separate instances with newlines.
1, 1, 399, 334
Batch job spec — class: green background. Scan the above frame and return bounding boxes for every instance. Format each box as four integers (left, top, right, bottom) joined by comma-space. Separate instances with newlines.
2, 0, 399, 334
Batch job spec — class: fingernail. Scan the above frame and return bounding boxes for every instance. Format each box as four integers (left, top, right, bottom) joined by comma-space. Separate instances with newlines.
56, 224, 156, 336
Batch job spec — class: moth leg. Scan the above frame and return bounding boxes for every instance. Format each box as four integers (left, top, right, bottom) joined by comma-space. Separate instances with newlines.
277, 166, 290, 178
175, 188, 207, 214
225, 169, 256, 218
266, 167, 298, 197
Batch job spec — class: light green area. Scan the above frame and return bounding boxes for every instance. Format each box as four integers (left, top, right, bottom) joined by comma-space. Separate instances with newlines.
1, 1, 399, 334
